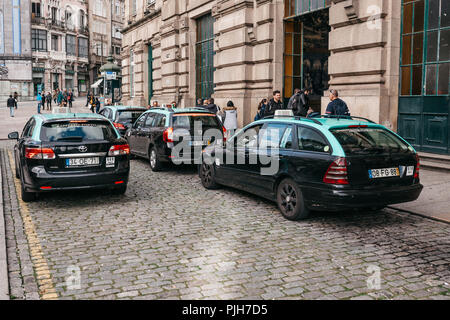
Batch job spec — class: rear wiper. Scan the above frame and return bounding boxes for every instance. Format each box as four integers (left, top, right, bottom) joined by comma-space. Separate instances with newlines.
56, 136, 84, 141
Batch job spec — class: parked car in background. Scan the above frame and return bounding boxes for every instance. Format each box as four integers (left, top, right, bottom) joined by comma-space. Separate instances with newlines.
126, 107, 225, 171
199, 112, 423, 220
99, 106, 147, 137
9, 113, 130, 202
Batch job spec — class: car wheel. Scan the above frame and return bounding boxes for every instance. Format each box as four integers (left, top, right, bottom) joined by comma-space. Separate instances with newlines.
200, 162, 220, 189
149, 147, 163, 172
21, 182, 36, 203
276, 178, 309, 221
112, 184, 127, 195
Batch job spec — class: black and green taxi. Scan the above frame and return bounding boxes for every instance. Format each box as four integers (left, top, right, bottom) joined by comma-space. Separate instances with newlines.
199, 113, 423, 220
8, 113, 130, 202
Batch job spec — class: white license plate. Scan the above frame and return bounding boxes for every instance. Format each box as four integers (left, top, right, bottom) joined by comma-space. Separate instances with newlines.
66, 157, 100, 167
105, 157, 115, 168
368, 167, 400, 179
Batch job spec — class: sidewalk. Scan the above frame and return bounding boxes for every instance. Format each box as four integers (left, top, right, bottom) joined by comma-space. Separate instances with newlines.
0, 98, 88, 140
390, 169, 450, 223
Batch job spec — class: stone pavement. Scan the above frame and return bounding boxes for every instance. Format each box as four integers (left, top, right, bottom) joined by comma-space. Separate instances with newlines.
0, 140, 449, 300
390, 170, 450, 223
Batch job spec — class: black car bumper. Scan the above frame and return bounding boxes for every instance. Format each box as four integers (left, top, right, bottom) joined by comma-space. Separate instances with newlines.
23, 166, 129, 192
304, 183, 423, 211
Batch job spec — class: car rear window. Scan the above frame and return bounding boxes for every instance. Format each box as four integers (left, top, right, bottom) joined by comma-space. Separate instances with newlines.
40, 120, 118, 142
331, 127, 412, 155
172, 114, 220, 129
117, 110, 145, 123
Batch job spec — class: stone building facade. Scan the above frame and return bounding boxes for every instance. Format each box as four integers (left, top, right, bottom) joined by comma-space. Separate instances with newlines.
0, 0, 33, 101
88, 0, 125, 94
121, 0, 450, 155
30, 0, 89, 97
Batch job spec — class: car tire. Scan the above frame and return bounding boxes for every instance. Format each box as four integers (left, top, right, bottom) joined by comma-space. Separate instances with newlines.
199, 162, 220, 189
112, 184, 127, 195
21, 183, 36, 202
276, 178, 309, 221
149, 147, 163, 172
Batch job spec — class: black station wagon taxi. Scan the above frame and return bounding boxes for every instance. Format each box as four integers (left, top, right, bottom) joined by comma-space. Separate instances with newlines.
199, 113, 423, 220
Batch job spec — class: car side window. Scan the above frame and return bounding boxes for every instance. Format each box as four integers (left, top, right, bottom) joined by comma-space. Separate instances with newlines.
259, 123, 288, 149
236, 124, 263, 148
145, 113, 156, 127
134, 114, 146, 129
297, 126, 330, 153
156, 115, 166, 127
21, 122, 31, 138
21, 119, 36, 138
279, 126, 293, 149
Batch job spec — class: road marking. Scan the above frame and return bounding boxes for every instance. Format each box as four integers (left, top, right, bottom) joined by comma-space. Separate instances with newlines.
7, 151, 58, 300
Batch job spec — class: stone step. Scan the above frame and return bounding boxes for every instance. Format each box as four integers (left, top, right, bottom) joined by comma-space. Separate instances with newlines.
419, 152, 450, 165
420, 159, 450, 172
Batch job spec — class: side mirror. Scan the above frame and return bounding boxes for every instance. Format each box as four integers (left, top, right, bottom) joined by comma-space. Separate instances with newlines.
8, 132, 19, 140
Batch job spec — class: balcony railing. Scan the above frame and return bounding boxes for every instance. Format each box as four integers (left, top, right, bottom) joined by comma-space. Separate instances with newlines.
78, 26, 89, 34
50, 19, 65, 29
31, 16, 46, 25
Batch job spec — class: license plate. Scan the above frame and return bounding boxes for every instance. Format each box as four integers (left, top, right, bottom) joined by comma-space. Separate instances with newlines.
66, 157, 100, 167
368, 167, 400, 179
105, 157, 115, 168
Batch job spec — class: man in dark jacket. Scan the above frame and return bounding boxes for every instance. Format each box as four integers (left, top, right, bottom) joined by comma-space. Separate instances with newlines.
326, 89, 349, 116
264, 90, 284, 117
287, 88, 311, 117
7, 95, 17, 117
205, 98, 219, 114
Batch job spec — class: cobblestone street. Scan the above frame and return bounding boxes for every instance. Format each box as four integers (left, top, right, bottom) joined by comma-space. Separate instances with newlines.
1, 139, 449, 300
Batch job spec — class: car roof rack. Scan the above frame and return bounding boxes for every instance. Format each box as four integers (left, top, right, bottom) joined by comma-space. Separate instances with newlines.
150, 107, 174, 112
315, 115, 376, 123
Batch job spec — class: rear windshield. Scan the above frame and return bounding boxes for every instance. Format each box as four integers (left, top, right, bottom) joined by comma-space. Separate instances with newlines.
172, 114, 220, 129
117, 110, 145, 123
331, 127, 412, 155
40, 121, 117, 142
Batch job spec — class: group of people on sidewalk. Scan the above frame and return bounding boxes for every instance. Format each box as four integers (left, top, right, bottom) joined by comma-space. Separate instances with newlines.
85, 92, 105, 114
195, 98, 238, 136
254, 88, 350, 121
35, 89, 74, 114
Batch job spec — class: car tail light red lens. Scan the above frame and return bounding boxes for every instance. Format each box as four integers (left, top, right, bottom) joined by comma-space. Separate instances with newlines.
222, 126, 227, 143
113, 122, 126, 130
323, 157, 349, 185
25, 147, 55, 160
414, 154, 420, 179
114, 181, 124, 185
40, 186, 52, 190
163, 127, 174, 143
108, 144, 130, 156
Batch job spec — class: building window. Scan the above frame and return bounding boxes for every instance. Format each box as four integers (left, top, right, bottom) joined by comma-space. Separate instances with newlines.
401, 0, 449, 96
115, 46, 121, 55
32, 29, 47, 51
79, 10, 85, 28
32, 2, 41, 18
66, 35, 76, 56
195, 14, 215, 100
78, 37, 88, 57
284, 20, 302, 101
285, 0, 332, 17
51, 7, 57, 22
130, 49, 135, 97
51, 34, 59, 51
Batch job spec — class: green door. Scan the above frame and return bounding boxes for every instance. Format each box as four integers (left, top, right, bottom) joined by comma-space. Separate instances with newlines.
398, 0, 450, 154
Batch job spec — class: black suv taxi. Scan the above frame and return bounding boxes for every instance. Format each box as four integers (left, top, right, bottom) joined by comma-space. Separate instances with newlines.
126, 107, 225, 171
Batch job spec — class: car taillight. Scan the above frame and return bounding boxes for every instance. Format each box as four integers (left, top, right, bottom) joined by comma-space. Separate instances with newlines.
113, 122, 126, 130
323, 157, 349, 185
222, 126, 227, 143
414, 154, 420, 179
108, 144, 130, 156
163, 127, 174, 143
25, 147, 55, 160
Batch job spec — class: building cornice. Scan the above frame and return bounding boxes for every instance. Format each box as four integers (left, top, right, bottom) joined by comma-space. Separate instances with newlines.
121, 9, 162, 34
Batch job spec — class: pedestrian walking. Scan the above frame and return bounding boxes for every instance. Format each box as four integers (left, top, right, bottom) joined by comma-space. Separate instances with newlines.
95, 97, 101, 113
99, 94, 105, 111
263, 90, 284, 118
171, 101, 177, 108
7, 95, 17, 117
223, 101, 238, 138
46, 92, 52, 110
13, 92, 18, 106
67, 90, 74, 109
86, 91, 92, 107
196, 98, 203, 108
326, 89, 350, 116
36, 92, 43, 114
254, 98, 268, 121
57, 90, 63, 106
